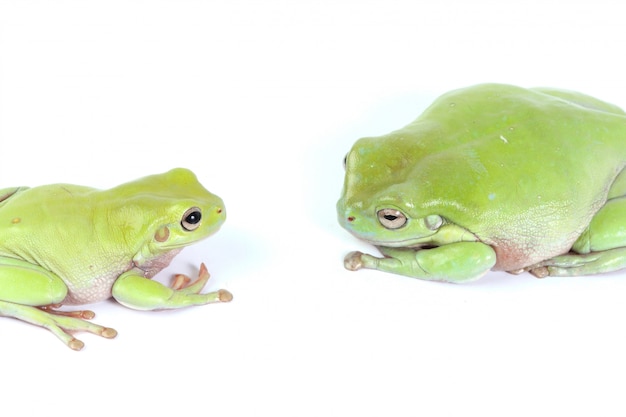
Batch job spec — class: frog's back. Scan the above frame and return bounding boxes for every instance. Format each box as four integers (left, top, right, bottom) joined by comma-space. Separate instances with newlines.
0, 183, 104, 260
532, 87, 626, 116
406, 84, 626, 269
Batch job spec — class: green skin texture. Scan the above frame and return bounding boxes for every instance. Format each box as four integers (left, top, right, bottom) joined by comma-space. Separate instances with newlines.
0, 168, 231, 350
337, 83, 626, 283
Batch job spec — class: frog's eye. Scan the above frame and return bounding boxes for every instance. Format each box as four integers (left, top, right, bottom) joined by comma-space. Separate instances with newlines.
377, 208, 407, 229
181, 207, 202, 231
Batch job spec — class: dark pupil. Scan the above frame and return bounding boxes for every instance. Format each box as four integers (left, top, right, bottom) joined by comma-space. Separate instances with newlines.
186, 211, 201, 224
384, 215, 397, 221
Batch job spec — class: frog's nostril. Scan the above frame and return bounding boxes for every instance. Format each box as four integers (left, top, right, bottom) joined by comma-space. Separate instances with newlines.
347, 216, 355, 222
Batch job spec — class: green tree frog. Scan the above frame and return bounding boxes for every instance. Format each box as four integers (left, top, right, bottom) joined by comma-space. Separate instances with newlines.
0, 168, 232, 350
338, 83, 626, 282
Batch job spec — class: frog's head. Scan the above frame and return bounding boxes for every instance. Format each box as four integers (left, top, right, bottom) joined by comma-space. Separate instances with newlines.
337, 188, 445, 248
337, 134, 474, 247
108, 168, 226, 261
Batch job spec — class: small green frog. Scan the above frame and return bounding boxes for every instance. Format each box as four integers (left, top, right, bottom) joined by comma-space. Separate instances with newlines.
0, 168, 231, 350
338, 83, 626, 282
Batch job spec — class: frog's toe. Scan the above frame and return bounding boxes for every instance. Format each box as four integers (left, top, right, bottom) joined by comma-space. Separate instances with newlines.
344, 251, 364, 271
36, 308, 116, 349
171, 263, 212, 294
64, 326, 114, 350
68, 338, 85, 351
38, 305, 96, 320
218, 289, 233, 302
171, 274, 192, 290
529, 266, 550, 278
101, 327, 118, 338
49, 319, 117, 350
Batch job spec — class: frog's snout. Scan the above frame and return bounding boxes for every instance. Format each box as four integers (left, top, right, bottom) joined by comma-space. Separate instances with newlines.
336, 203, 356, 228
340, 214, 357, 230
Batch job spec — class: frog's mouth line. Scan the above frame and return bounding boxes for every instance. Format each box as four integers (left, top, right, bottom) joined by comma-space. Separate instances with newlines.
352, 235, 438, 248
350, 228, 481, 249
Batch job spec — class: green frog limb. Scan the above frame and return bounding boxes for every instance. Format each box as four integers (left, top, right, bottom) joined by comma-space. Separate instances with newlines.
0, 256, 116, 350
112, 263, 233, 310
528, 195, 626, 277
345, 242, 496, 283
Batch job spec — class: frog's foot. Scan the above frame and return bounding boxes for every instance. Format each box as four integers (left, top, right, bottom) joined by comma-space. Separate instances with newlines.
344, 249, 400, 272
343, 243, 496, 283
526, 248, 626, 277
0, 301, 117, 351
38, 304, 96, 320
171, 263, 233, 302
344, 251, 365, 271
171, 274, 192, 290
112, 263, 232, 310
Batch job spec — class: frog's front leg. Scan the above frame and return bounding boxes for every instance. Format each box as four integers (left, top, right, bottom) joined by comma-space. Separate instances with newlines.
112, 263, 232, 310
0, 257, 117, 350
345, 241, 497, 283
528, 196, 626, 277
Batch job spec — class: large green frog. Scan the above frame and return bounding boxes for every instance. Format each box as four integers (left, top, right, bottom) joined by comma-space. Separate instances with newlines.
337, 83, 626, 282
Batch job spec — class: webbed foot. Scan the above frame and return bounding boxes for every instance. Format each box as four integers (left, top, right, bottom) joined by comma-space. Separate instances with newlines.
0, 301, 117, 351
170, 263, 233, 302
112, 263, 233, 310
344, 251, 365, 271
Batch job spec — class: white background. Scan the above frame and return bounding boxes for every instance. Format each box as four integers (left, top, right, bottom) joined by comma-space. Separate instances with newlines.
1, 1, 626, 415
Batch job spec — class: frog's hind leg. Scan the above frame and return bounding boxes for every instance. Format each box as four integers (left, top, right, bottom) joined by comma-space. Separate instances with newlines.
0, 257, 116, 350
529, 195, 626, 277
0, 301, 117, 350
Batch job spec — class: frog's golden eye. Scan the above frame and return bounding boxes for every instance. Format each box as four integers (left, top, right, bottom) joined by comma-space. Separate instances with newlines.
377, 208, 407, 229
181, 207, 202, 231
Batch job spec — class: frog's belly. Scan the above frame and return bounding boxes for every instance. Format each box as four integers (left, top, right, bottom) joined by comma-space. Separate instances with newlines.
490, 236, 576, 271
59, 251, 181, 305
62, 272, 120, 305
480, 198, 601, 271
